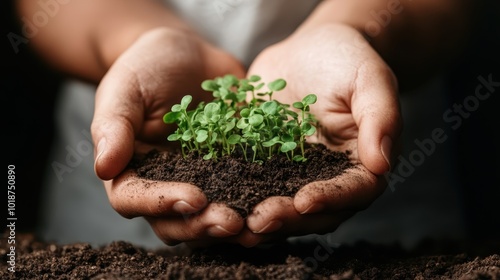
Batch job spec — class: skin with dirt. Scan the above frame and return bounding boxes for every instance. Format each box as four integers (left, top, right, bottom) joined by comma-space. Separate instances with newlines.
130, 143, 354, 217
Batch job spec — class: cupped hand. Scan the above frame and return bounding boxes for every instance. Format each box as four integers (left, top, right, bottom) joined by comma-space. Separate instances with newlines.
91, 27, 247, 245
230, 23, 403, 247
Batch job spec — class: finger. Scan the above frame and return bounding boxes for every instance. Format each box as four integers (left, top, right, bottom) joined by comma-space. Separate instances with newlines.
91, 63, 145, 181
146, 203, 244, 245
293, 164, 385, 214
104, 169, 208, 218
246, 196, 294, 234
247, 196, 356, 235
352, 61, 402, 175
185, 227, 271, 249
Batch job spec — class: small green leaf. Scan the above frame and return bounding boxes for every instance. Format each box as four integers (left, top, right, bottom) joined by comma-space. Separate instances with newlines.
171, 104, 182, 113
210, 132, 218, 144
293, 155, 306, 162
249, 75, 261, 82
281, 142, 297, 153
286, 120, 298, 129
239, 82, 253, 92
268, 78, 286, 91
293, 102, 304, 110
261, 101, 278, 115
203, 152, 213, 160
249, 115, 264, 127
301, 123, 312, 131
254, 82, 265, 90
180, 95, 192, 109
219, 87, 229, 99
201, 80, 219, 91
224, 119, 236, 132
163, 111, 181, 123
236, 92, 247, 102
210, 114, 221, 123
167, 133, 181, 141
204, 103, 220, 119
240, 108, 251, 118
302, 94, 317, 105
262, 136, 280, 147
225, 110, 236, 119
225, 92, 237, 102
285, 109, 299, 119
181, 130, 194, 141
227, 134, 241, 144
223, 74, 239, 86
302, 123, 317, 136
281, 134, 294, 143
196, 130, 208, 142
237, 118, 249, 129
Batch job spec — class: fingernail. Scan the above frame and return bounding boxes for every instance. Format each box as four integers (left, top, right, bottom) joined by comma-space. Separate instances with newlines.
253, 220, 283, 234
300, 203, 324, 214
207, 225, 238, 237
93, 138, 106, 177
381, 135, 392, 171
95, 137, 106, 162
173, 201, 199, 214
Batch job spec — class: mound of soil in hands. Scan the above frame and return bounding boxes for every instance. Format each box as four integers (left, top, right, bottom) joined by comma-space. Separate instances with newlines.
130, 144, 354, 217
1, 233, 499, 279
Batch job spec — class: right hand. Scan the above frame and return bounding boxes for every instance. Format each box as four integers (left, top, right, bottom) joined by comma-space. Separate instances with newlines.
233, 23, 402, 247
90, 27, 247, 246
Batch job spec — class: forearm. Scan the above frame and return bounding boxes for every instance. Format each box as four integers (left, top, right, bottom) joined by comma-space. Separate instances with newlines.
297, 0, 477, 90
16, 0, 194, 83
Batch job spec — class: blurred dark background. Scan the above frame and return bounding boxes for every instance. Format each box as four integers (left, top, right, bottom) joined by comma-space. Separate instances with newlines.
3, 1, 62, 232
3, 1, 499, 243
445, 0, 500, 243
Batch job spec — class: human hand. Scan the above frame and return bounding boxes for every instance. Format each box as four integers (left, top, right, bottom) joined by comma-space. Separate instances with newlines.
229, 23, 403, 247
91, 27, 247, 245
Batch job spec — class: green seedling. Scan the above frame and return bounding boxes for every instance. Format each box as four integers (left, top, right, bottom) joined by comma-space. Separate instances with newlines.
163, 74, 319, 163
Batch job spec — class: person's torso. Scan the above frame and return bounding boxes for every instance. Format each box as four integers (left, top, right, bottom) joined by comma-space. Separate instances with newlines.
162, 0, 323, 67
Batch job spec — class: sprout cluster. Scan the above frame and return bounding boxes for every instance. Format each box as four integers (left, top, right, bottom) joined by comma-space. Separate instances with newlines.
163, 74, 318, 163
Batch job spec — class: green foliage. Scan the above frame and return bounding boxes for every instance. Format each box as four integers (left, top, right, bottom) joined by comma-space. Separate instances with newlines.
163, 74, 319, 163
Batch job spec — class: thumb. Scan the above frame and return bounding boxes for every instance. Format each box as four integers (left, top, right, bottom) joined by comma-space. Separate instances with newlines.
353, 65, 402, 175
91, 69, 143, 181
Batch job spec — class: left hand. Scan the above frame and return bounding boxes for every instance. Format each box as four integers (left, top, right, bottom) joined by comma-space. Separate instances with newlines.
91, 27, 247, 246
226, 23, 403, 247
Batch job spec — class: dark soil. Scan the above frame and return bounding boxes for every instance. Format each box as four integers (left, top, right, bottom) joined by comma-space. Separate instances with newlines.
130, 143, 354, 217
4, 145, 497, 279
1, 233, 499, 279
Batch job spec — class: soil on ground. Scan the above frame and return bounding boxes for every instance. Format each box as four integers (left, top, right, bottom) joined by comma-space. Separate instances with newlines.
1, 233, 499, 279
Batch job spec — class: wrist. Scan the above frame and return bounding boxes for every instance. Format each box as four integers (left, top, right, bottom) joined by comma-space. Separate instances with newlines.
294, 1, 370, 37
87, 0, 197, 82
96, 26, 196, 83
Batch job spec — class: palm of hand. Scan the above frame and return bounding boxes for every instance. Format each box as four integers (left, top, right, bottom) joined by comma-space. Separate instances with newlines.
94, 28, 248, 246
235, 23, 402, 245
